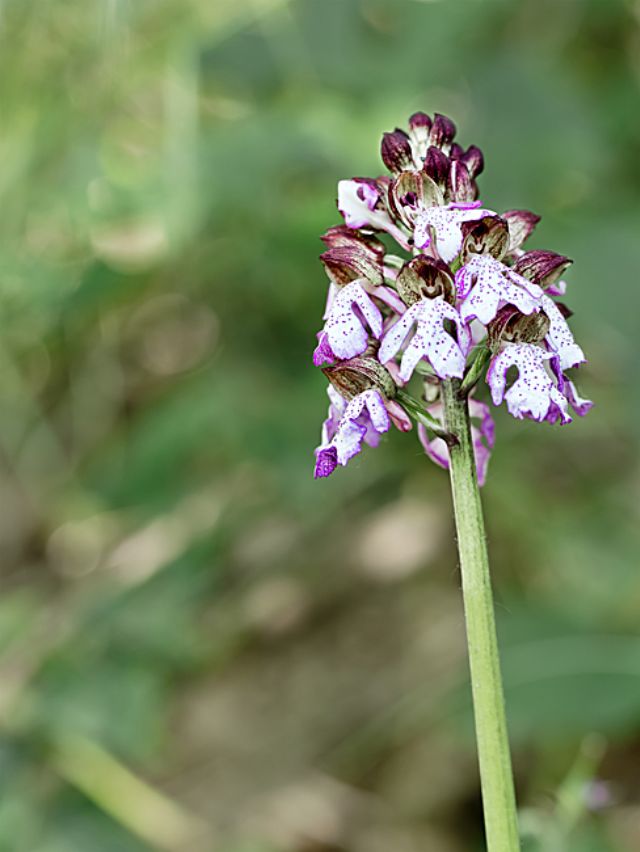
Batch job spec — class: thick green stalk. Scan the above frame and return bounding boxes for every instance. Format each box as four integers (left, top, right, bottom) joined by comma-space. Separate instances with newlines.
442, 379, 520, 852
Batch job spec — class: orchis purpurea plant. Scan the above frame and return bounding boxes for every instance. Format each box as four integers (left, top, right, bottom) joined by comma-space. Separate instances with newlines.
311, 112, 592, 852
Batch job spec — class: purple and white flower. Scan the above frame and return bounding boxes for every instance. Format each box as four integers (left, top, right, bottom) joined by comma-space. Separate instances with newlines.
337, 179, 410, 248
414, 203, 494, 263
314, 388, 390, 478
457, 254, 544, 325
487, 343, 571, 424
379, 297, 471, 382
323, 280, 383, 360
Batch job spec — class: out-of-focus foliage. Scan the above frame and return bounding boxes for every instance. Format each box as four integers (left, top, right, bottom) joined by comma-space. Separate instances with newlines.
0, 0, 638, 849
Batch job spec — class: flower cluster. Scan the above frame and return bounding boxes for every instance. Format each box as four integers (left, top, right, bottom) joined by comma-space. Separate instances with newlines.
313, 112, 592, 482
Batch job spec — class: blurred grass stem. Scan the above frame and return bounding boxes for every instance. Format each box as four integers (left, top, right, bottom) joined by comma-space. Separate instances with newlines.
443, 379, 520, 852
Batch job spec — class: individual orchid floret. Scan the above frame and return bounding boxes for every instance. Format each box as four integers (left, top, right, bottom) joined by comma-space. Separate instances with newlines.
314, 388, 390, 478
337, 178, 382, 229
418, 396, 495, 486
386, 168, 493, 262
321, 354, 412, 432
487, 343, 571, 424
379, 296, 471, 382
394, 255, 455, 306
337, 178, 410, 248
457, 253, 544, 325
323, 280, 383, 360
413, 203, 494, 263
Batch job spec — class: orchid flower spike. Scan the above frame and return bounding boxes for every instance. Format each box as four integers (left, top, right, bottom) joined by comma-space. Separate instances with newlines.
311, 112, 591, 481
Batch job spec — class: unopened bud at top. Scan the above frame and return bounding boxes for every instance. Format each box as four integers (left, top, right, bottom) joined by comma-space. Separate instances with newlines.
429, 113, 457, 149
381, 129, 414, 174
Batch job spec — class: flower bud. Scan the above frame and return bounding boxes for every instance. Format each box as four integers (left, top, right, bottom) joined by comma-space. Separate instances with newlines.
423, 146, 450, 188
448, 160, 474, 203
381, 129, 414, 173
459, 144, 484, 177
408, 112, 432, 134
322, 356, 396, 400
513, 250, 572, 289
461, 215, 509, 261
407, 112, 432, 161
395, 256, 455, 306
502, 209, 541, 253
429, 113, 457, 149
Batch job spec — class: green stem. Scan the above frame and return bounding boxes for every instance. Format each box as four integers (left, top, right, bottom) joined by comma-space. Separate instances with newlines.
442, 379, 520, 852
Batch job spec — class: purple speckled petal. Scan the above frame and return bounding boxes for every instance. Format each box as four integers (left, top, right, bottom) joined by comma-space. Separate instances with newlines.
331, 392, 389, 463
458, 255, 543, 325
313, 389, 390, 478
312, 331, 336, 366
314, 446, 338, 478
487, 343, 571, 424
379, 298, 469, 382
325, 281, 383, 359
541, 294, 585, 369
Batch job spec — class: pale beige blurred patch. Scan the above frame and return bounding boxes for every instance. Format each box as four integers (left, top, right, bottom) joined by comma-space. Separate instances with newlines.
90, 218, 169, 271
245, 773, 356, 850
106, 488, 223, 586
353, 498, 446, 582
243, 577, 309, 636
233, 515, 300, 570
609, 805, 640, 852
47, 513, 119, 578
127, 293, 219, 376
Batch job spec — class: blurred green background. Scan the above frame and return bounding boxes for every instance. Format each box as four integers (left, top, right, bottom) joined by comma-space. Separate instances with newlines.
0, 0, 638, 850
